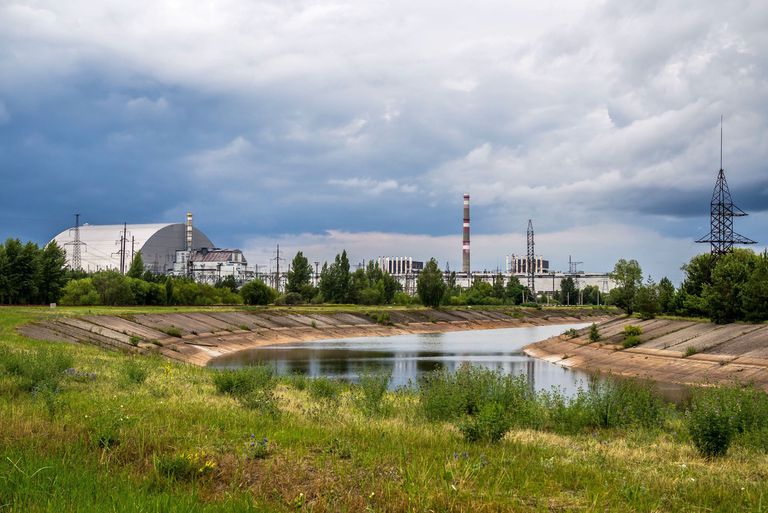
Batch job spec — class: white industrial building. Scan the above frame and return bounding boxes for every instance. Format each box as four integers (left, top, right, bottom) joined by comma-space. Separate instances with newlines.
51, 217, 214, 274
376, 256, 424, 275
506, 254, 550, 275
170, 248, 251, 285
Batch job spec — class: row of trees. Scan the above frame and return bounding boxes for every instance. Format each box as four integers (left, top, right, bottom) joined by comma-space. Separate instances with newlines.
0, 239, 68, 304
605, 250, 768, 323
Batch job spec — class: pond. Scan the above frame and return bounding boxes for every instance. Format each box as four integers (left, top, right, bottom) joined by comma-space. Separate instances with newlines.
209, 323, 595, 395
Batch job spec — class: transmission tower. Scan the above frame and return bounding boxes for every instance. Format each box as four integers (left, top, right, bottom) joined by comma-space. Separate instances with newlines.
568, 255, 583, 275
527, 219, 535, 295
271, 244, 285, 292
696, 118, 756, 255
64, 213, 86, 271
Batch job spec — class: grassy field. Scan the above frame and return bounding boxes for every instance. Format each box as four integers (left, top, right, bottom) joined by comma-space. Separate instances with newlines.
1, 306, 766, 512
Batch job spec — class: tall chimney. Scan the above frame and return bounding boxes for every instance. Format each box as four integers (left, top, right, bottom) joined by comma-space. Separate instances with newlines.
462, 194, 470, 275
186, 212, 193, 252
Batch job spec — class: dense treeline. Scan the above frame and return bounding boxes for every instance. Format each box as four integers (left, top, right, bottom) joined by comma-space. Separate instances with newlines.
0, 239, 68, 304
606, 250, 768, 323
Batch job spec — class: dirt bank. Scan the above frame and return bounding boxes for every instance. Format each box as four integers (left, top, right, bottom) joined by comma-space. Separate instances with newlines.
17, 307, 610, 366
524, 317, 768, 389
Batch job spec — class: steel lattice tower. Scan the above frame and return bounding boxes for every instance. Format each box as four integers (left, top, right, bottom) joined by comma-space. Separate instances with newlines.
64, 213, 86, 270
696, 120, 756, 255
527, 219, 535, 295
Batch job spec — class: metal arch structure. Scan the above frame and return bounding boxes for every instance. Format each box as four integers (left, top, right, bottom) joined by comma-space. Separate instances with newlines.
527, 219, 535, 295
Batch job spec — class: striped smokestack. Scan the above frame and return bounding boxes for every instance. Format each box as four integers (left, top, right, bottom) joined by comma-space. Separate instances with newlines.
186, 212, 193, 252
462, 194, 470, 274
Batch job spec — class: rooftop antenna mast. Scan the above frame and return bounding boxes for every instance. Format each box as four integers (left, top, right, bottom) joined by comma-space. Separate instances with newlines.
696, 116, 756, 255
64, 213, 86, 271
527, 219, 535, 296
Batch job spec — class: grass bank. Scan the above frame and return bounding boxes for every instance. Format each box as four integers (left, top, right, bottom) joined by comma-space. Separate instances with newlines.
1, 309, 766, 512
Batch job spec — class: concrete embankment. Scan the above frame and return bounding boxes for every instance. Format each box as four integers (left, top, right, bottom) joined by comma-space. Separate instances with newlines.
524, 317, 768, 389
17, 308, 609, 367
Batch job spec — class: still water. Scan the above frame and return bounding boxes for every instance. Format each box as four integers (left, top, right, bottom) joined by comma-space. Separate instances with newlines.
209, 323, 594, 395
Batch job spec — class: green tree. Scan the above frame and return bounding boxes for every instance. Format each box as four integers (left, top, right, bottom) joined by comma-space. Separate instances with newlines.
504, 275, 526, 305
704, 249, 758, 324
560, 276, 577, 305
608, 259, 643, 314
240, 279, 277, 305
35, 242, 67, 304
634, 276, 660, 320
91, 271, 134, 305
491, 274, 505, 300
740, 253, 768, 322
319, 250, 352, 303
2, 239, 40, 304
417, 258, 446, 308
286, 251, 313, 297
657, 277, 676, 314
126, 251, 145, 279
216, 275, 238, 292
59, 278, 100, 306
582, 285, 600, 305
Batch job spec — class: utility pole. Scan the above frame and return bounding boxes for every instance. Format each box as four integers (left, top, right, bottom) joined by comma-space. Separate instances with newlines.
314, 261, 320, 287
115, 223, 128, 275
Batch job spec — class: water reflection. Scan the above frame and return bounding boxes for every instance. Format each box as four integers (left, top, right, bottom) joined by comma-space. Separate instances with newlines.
209, 323, 594, 395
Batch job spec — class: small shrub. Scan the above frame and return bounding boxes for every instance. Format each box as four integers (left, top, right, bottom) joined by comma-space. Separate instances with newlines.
308, 377, 343, 405
310, 320, 317, 328
357, 370, 390, 416
375, 312, 392, 326
563, 328, 580, 339
237, 389, 280, 417
624, 325, 642, 337
238, 324, 252, 331
161, 326, 183, 338
128, 335, 141, 346
459, 402, 512, 443
155, 451, 216, 480
683, 346, 698, 357
213, 365, 275, 397
122, 359, 149, 385
33, 383, 65, 419
687, 390, 735, 458
247, 435, 270, 459
0, 346, 74, 392
622, 335, 641, 348
589, 324, 601, 343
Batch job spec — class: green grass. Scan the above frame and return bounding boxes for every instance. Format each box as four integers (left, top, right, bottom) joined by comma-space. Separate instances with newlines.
1, 306, 767, 512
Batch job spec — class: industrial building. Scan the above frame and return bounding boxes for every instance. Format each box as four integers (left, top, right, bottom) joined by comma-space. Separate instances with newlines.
506, 254, 550, 275
52, 214, 214, 274
376, 256, 424, 275
52, 213, 253, 284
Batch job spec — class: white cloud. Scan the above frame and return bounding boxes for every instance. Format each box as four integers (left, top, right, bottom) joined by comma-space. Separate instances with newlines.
327, 177, 417, 196
186, 136, 254, 178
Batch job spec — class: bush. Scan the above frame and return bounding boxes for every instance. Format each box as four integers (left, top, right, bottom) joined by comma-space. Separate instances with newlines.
275, 292, 304, 306
240, 279, 277, 305
59, 278, 100, 306
357, 370, 390, 416
563, 328, 580, 339
687, 389, 735, 458
122, 359, 149, 385
161, 326, 182, 338
0, 346, 73, 392
622, 335, 641, 348
308, 377, 343, 405
393, 291, 413, 305
589, 323, 601, 343
459, 402, 512, 443
624, 325, 642, 337
419, 365, 535, 425
128, 335, 141, 347
213, 365, 275, 397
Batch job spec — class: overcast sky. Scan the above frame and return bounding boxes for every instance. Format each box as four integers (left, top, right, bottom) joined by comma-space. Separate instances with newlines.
1, 0, 766, 282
